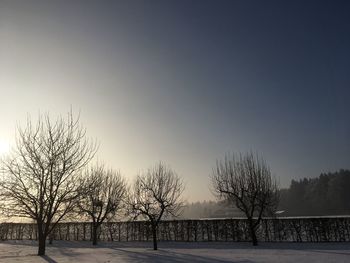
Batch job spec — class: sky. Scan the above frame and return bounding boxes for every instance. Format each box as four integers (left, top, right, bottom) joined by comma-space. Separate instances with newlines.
0, 0, 349, 202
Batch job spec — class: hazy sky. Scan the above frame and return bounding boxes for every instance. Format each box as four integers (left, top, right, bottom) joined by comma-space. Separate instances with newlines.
0, 0, 349, 201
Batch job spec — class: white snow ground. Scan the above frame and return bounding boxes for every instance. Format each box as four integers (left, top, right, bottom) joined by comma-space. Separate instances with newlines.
0, 241, 349, 263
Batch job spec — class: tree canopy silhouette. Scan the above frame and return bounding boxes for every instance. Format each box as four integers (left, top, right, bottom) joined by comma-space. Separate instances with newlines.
211, 152, 279, 246
77, 164, 127, 245
0, 111, 97, 255
128, 162, 185, 250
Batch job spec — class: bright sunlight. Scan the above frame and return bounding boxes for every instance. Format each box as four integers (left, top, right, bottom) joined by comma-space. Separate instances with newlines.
0, 139, 9, 155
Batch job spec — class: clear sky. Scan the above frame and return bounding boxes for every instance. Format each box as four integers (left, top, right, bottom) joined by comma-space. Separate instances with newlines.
0, 0, 349, 202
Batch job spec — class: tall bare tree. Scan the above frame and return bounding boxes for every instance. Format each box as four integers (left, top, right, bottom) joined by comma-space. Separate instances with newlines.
0, 112, 97, 255
128, 162, 185, 250
211, 152, 279, 245
77, 164, 127, 245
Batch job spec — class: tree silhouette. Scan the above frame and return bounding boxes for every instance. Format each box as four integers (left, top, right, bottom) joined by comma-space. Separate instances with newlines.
128, 162, 185, 250
211, 152, 279, 245
0, 111, 97, 255
77, 164, 127, 245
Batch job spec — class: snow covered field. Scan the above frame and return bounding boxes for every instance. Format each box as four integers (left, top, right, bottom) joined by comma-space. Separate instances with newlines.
0, 241, 349, 263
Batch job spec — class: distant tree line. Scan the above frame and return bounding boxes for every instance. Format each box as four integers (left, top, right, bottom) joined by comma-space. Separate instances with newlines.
184, 170, 350, 218
181, 200, 244, 219
278, 169, 350, 216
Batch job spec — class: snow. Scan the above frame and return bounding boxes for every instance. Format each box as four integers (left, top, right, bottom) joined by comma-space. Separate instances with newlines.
0, 240, 349, 263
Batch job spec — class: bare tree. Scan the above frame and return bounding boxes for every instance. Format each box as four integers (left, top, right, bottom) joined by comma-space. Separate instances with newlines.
128, 162, 185, 250
211, 152, 279, 246
77, 164, 127, 245
0, 112, 97, 255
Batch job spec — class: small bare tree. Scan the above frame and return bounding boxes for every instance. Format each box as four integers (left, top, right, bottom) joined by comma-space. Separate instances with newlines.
128, 162, 185, 250
77, 164, 127, 245
0, 112, 97, 255
211, 152, 279, 246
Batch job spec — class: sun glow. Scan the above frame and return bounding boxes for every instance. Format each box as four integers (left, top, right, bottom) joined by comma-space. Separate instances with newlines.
0, 140, 10, 155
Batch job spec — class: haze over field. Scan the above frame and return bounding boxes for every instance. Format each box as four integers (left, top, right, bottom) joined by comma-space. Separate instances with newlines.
0, 0, 349, 202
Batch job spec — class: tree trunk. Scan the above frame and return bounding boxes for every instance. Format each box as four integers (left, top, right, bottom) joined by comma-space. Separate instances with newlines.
48, 231, 53, 244
151, 224, 158, 250
248, 218, 258, 246
92, 223, 99, 245
251, 228, 258, 246
37, 230, 46, 255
